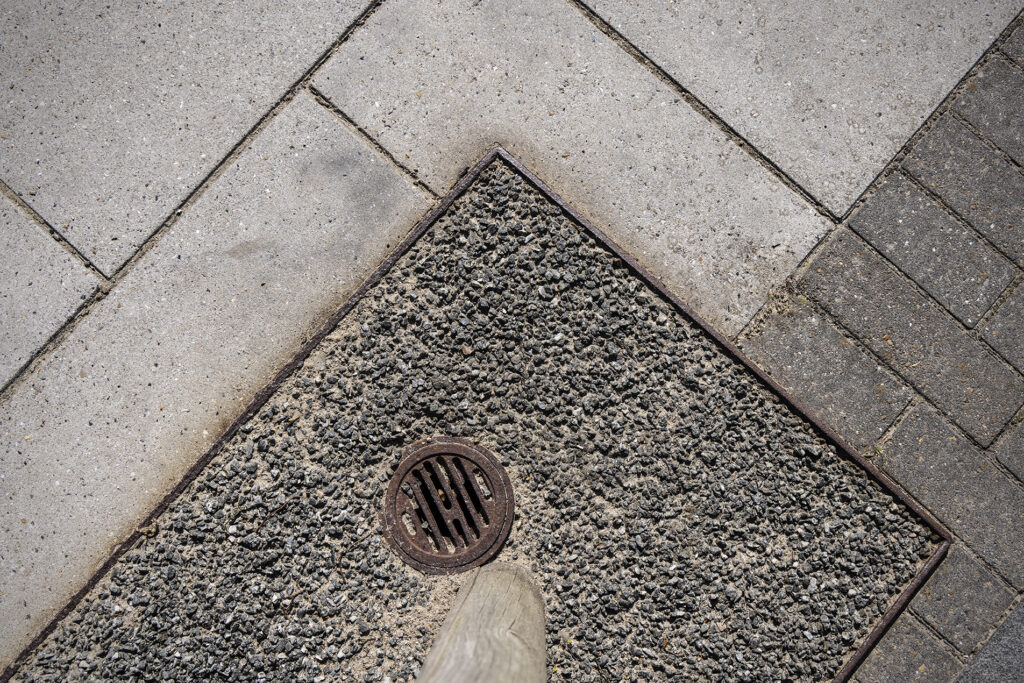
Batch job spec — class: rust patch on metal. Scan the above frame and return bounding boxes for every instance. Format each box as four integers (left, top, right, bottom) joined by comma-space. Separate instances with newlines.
383, 437, 514, 574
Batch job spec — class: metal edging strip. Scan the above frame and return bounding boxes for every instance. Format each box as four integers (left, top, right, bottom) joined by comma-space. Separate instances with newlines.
2, 145, 950, 682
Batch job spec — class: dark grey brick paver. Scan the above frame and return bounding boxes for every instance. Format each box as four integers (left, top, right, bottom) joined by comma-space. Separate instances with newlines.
910, 545, 1015, 654
740, 296, 912, 451
800, 230, 1024, 445
954, 56, 1024, 165
854, 613, 963, 683
982, 283, 1024, 373
1004, 22, 1024, 67
992, 417, 1024, 482
903, 115, 1024, 265
850, 172, 1015, 326
956, 603, 1024, 682
878, 404, 1024, 588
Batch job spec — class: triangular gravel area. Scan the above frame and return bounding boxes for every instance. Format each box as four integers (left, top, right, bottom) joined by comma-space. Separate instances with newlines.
12, 159, 939, 682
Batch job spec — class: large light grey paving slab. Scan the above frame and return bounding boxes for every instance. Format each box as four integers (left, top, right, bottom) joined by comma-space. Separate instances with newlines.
588, 0, 1022, 215
0, 0, 368, 276
0, 198, 98, 387
0, 92, 430, 670
313, 0, 832, 337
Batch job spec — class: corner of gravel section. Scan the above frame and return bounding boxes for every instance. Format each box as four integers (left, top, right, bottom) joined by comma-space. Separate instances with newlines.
12, 159, 939, 682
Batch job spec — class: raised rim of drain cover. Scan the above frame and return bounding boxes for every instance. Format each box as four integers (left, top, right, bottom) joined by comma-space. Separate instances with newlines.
382, 437, 514, 574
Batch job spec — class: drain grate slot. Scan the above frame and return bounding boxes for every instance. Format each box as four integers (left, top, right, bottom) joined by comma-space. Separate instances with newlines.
383, 438, 514, 574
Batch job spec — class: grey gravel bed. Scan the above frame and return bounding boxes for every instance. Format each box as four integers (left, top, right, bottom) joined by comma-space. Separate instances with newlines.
13, 161, 937, 682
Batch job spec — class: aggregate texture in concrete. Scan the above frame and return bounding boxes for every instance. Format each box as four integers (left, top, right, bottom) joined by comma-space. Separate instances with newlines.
848, 172, 1015, 328
0, 198, 98, 387
878, 404, 1024, 589
312, 0, 832, 337
800, 230, 1024, 446
903, 115, 1024, 266
587, 0, 1023, 215
956, 602, 1024, 681
0, 92, 431, 670
0, 0, 368, 275
953, 55, 1024, 166
853, 613, 964, 682
738, 296, 912, 451
909, 545, 1014, 654
10, 160, 938, 682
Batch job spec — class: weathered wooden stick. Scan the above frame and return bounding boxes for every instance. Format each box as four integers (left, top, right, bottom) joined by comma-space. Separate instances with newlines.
416, 562, 546, 683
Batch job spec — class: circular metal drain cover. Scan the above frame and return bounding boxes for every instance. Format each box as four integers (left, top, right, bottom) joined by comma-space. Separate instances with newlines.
382, 437, 514, 574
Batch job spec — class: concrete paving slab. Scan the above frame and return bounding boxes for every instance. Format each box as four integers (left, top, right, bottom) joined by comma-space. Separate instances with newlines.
903, 115, 1024, 265
0, 0, 368, 276
878, 404, 1024, 588
910, 544, 1014, 654
849, 172, 1015, 327
739, 295, 912, 451
312, 0, 832, 337
982, 283, 1024, 372
854, 612, 963, 683
1004, 22, 1024, 65
992, 417, 1024, 481
956, 602, 1024, 681
954, 56, 1024, 165
0, 198, 98, 387
587, 0, 1023, 216
0, 92, 430, 670
800, 230, 1024, 445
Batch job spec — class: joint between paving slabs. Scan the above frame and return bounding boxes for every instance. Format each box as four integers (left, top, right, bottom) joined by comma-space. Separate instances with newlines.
974, 273, 1024, 343
0, 287, 109, 399
307, 84, 438, 199
815, 226, 1024, 397
568, 0, 838, 224
802, 271, 1024, 465
865, 400, 1024, 607
732, 222, 851, 343
946, 107, 1024, 176
996, 43, 1024, 79
833, 8, 1024, 229
909, 609, 971, 665
0, 0, 389, 406
906, 547, 1023, 661
745, 256, 1024, 503
0, 178, 108, 282
897, 169, 1024, 278
798, 288, 1024, 508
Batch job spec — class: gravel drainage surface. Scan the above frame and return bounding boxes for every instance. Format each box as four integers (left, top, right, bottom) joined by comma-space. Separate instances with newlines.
11, 155, 941, 682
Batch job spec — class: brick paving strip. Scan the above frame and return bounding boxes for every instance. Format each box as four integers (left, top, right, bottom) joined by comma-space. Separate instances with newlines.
1, 0, 1023, 679
742, 19, 1024, 682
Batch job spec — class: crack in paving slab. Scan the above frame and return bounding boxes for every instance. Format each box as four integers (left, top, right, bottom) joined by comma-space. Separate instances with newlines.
11, 159, 939, 682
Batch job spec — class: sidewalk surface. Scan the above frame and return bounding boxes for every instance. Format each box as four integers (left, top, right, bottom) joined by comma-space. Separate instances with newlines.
1, 1, 1023, 680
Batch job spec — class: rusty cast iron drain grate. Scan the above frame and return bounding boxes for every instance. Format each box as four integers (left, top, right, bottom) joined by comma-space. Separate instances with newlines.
382, 437, 514, 574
